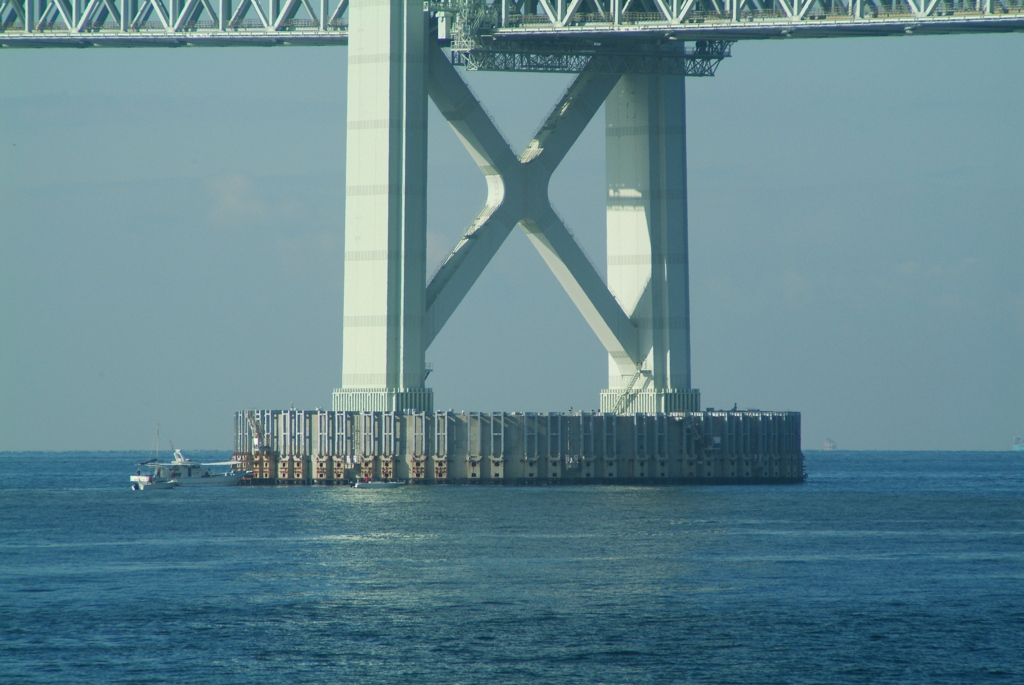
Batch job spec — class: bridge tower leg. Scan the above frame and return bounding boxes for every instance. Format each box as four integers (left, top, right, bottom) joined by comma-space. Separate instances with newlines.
334, 14, 703, 415
333, 0, 433, 412
601, 75, 700, 414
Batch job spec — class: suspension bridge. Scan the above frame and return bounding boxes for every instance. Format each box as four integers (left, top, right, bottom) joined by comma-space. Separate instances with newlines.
3, 0, 1019, 481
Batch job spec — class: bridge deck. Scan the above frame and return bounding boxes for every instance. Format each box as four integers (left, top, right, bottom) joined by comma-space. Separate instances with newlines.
1, 0, 1022, 48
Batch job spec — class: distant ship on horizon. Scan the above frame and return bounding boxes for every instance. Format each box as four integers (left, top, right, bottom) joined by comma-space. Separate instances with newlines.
1014, 436, 1024, 452
824, 438, 837, 451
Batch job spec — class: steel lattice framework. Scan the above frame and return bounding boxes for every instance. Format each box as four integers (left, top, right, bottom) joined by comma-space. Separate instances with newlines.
0, 0, 349, 46
2, 0, 1022, 50
460, 0, 1024, 37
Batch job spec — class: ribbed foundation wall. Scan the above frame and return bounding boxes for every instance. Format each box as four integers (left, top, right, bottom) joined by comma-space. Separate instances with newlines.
599, 389, 702, 414
234, 410, 805, 485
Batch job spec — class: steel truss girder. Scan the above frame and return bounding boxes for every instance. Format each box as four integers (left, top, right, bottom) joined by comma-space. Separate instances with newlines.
0, 0, 347, 44
463, 0, 1024, 29
439, 0, 1024, 63
424, 43, 641, 374
2, 0, 1022, 46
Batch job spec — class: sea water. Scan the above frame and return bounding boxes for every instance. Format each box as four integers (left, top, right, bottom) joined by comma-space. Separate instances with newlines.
1, 451, 1021, 684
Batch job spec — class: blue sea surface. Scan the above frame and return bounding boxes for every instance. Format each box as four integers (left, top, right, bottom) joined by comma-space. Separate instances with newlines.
1, 451, 1022, 684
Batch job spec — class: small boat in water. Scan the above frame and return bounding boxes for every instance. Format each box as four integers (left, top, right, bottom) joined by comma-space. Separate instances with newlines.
131, 449, 250, 490
129, 473, 179, 490
352, 480, 406, 489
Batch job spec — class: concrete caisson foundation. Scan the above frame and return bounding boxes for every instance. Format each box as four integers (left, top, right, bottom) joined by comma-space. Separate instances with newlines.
234, 410, 805, 485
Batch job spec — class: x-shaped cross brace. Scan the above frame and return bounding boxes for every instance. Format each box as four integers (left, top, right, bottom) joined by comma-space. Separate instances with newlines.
424, 45, 641, 377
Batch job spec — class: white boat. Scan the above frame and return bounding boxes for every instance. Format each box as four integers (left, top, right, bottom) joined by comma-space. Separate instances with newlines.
131, 449, 250, 490
129, 473, 178, 490
352, 480, 406, 489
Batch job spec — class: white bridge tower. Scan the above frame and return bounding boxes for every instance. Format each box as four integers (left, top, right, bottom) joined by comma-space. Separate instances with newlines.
332, 3, 727, 414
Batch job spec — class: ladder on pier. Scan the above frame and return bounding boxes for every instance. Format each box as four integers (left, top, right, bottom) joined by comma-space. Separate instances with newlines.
612, 365, 645, 414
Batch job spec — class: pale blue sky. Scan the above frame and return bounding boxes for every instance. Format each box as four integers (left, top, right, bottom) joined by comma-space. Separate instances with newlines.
1, 34, 1021, 451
